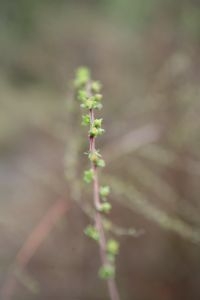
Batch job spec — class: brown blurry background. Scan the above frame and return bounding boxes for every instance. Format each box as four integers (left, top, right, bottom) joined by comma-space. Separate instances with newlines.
1, 1, 200, 299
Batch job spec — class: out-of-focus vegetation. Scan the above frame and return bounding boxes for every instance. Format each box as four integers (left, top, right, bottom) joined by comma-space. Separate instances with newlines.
1, 1, 200, 300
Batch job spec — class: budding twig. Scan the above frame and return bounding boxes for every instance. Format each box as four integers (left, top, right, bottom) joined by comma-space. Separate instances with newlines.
74, 67, 120, 300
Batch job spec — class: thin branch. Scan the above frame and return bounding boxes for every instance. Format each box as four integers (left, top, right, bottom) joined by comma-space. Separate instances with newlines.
2, 199, 69, 300
106, 175, 200, 244
103, 123, 161, 163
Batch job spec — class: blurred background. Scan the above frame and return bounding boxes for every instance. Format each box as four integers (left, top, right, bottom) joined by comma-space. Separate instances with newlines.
1, 0, 200, 299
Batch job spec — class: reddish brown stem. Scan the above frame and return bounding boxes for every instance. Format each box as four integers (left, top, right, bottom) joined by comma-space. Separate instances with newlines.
89, 107, 120, 300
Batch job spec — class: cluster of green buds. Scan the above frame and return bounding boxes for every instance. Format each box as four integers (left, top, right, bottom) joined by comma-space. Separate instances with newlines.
99, 239, 119, 279
74, 67, 119, 280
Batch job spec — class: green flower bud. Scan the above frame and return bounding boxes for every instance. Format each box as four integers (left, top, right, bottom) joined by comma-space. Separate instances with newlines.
89, 153, 98, 163
107, 239, 119, 256
100, 186, 110, 198
98, 265, 115, 279
89, 127, 99, 137
89, 151, 101, 163
94, 94, 103, 102
94, 118, 103, 128
82, 114, 90, 126
81, 98, 95, 109
96, 159, 106, 168
94, 102, 103, 110
91, 81, 102, 93
84, 225, 99, 241
83, 169, 94, 183
89, 127, 105, 137
97, 128, 105, 135
98, 202, 112, 213
78, 90, 88, 102
74, 67, 90, 88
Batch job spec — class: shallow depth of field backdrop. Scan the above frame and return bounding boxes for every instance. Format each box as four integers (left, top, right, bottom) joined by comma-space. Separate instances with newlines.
1, 1, 200, 300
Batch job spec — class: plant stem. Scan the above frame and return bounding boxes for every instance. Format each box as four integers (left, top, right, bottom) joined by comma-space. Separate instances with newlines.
89, 106, 120, 300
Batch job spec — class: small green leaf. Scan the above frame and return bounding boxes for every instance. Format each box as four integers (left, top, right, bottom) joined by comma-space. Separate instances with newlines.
84, 225, 99, 241
98, 265, 115, 279
83, 169, 94, 183
107, 239, 119, 256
